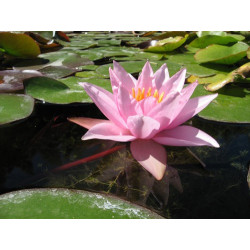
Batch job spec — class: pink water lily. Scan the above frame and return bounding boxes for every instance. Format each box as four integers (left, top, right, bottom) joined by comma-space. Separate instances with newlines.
69, 61, 219, 180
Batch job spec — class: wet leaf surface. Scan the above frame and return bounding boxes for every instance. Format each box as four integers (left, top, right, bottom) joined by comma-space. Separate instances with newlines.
0, 188, 162, 219
192, 84, 250, 123
0, 32, 40, 58
144, 35, 189, 52
24, 76, 89, 104
0, 69, 42, 92
194, 42, 249, 64
0, 94, 34, 125
189, 34, 245, 48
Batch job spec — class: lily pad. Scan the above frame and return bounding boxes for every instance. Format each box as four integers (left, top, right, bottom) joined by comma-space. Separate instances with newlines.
191, 84, 250, 123
144, 35, 189, 53
39, 51, 93, 69
0, 32, 40, 58
188, 62, 250, 91
189, 34, 245, 48
194, 42, 249, 65
196, 31, 229, 37
24, 76, 89, 104
0, 94, 34, 125
0, 69, 42, 93
60, 76, 112, 92
24, 76, 113, 104
96, 60, 180, 78
75, 70, 105, 78
38, 66, 77, 79
166, 53, 232, 77
0, 188, 162, 219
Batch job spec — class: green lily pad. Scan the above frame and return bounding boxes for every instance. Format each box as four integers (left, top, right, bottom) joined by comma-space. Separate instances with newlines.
196, 31, 229, 37
0, 188, 162, 219
191, 84, 250, 123
0, 94, 34, 125
189, 34, 245, 49
38, 66, 76, 79
75, 70, 105, 78
39, 51, 93, 69
166, 53, 232, 77
0, 32, 40, 58
60, 76, 112, 92
144, 35, 189, 53
247, 47, 250, 59
60, 38, 97, 49
24, 76, 88, 104
79, 65, 99, 71
24, 76, 113, 104
194, 42, 249, 65
96, 60, 180, 78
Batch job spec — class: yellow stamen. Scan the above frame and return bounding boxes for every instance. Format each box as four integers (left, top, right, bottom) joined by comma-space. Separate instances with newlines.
136, 88, 141, 101
140, 88, 145, 100
153, 89, 159, 98
132, 88, 135, 98
158, 92, 165, 103
146, 87, 152, 97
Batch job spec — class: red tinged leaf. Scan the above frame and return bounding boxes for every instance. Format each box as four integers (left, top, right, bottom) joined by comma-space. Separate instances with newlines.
56, 31, 70, 42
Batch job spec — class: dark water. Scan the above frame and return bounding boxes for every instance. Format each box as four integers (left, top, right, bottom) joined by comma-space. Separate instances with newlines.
0, 103, 249, 218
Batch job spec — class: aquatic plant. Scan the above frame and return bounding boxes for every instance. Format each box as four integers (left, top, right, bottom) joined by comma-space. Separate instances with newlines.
69, 61, 219, 180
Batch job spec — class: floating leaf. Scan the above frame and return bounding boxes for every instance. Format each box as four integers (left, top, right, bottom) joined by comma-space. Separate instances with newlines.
166, 53, 232, 77
0, 32, 40, 58
24, 76, 112, 104
188, 62, 250, 91
0, 69, 42, 93
194, 42, 249, 64
39, 51, 93, 69
0, 94, 34, 125
191, 84, 250, 123
144, 34, 189, 53
75, 70, 105, 78
38, 66, 76, 79
188, 34, 245, 49
247, 47, 250, 59
0, 189, 162, 219
24, 76, 88, 104
60, 76, 112, 91
196, 31, 228, 37
96, 60, 180, 78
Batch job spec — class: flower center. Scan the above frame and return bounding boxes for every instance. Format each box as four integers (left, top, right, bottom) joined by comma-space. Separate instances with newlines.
132, 87, 165, 103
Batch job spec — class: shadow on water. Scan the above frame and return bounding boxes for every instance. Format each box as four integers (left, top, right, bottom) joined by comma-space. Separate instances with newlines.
0, 103, 249, 218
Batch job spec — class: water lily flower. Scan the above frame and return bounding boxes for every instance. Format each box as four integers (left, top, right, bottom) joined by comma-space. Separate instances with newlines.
69, 61, 219, 180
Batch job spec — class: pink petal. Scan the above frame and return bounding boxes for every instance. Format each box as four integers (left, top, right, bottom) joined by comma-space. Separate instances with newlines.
116, 85, 139, 120
79, 82, 127, 129
68, 117, 109, 130
153, 125, 220, 148
130, 139, 167, 180
140, 96, 157, 115
82, 121, 136, 142
109, 67, 120, 96
148, 82, 198, 130
127, 115, 160, 139
137, 61, 154, 90
168, 93, 218, 129
153, 63, 169, 90
159, 68, 186, 95
113, 61, 136, 90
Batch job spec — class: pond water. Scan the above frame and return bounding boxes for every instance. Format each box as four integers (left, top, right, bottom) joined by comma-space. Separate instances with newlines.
0, 102, 249, 218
